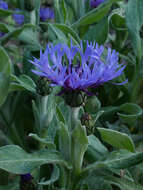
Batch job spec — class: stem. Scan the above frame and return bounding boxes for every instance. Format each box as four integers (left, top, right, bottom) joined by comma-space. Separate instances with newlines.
0, 109, 9, 127
70, 107, 80, 130
130, 61, 142, 102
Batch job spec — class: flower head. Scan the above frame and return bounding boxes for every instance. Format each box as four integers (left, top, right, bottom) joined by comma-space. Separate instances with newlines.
40, 7, 54, 21
0, 32, 5, 37
90, 0, 105, 8
13, 9, 24, 25
31, 41, 126, 94
0, 0, 8, 10
20, 173, 32, 182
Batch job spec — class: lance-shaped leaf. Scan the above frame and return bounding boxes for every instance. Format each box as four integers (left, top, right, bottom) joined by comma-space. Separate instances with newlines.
72, 0, 120, 28
49, 23, 80, 43
118, 103, 143, 126
0, 47, 12, 106
104, 176, 143, 190
56, 106, 66, 124
71, 122, 88, 174
97, 128, 135, 152
58, 122, 71, 161
126, 0, 143, 61
0, 145, 72, 174
83, 150, 143, 174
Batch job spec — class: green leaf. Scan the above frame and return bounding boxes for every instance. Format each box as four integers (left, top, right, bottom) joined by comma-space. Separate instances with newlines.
0, 73, 9, 106
48, 23, 68, 44
39, 165, 60, 185
56, 106, 66, 124
0, 145, 72, 174
50, 23, 80, 44
0, 46, 11, 74
29, 133, 56, 149
71, 122, 88, 174
118, 103, 143, 125
110, 8, 126, 31
0, 47, 11, 106
104, 176, 143, 190
86, 135, 108, 162
72, 0, 118, 28
58, 122, 71, 161
0, 24, 39, 45
106, 150, 143, 169
10, 74, 36, 93
85, 96, 101, 114
83, 17, 108, 44
71, 0, 85, 19
0, 183, 19, 190
0, 9, 13, 17
83, 150, 143, 173
126, 0, 143, 61
0, 23, 9, 33
97, 128, 135, 152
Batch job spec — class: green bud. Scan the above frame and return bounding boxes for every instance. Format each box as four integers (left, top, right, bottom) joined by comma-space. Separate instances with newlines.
36, 77, 52, 96
24, 0, 35, 11
85, 96, 101, 114
62, 90, 85, 107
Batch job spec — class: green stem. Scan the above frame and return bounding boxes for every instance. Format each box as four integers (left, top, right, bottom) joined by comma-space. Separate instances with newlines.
70, 107, 80, 130
0, 109, 9, 127
130, 61, 142, 102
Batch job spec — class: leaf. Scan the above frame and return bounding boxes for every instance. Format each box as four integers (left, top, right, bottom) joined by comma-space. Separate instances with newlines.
71, 122, 88, 174
0, 24, 39, 45
85, 96, 101, 114
97, 128, 135, 152
0, 23, 9, 33
83, 150, 143, 173
104, 176, 143, 190
110, 8, 126, 31
0, 183, 19, 190
71, 0, 85, 19
106, 150, 143, 169
0, 46, 11, 74
72, 0, 119, 28
10, 74, 36, 93
0, 47, 11, 106
0, 74, 9, 106
39, 165, 60, 185
118, 103, 143, 125
83, 17, 109, 44
0, 9, 13, 17
58, 122, 71, 161
48, 23, 68, 44
56, 106, 66, 124
0, 145, 72, 174
50, 23, 80, 44
126, 0, 143, 61
86, 135, 108, 162
29, 133, 56, 149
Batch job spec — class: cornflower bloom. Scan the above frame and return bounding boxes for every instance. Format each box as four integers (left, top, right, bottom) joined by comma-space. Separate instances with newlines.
20, 173, 32, 182
40, 7, 54, 21
31, 41, 126, 95
0, 0, 8, 10
90, 0, 105, 8
13, 9, 24, 25
0, 32, 5, 37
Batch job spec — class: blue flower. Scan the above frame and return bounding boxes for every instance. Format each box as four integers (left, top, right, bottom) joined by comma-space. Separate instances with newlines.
90, 0, 105, 8
20, 173, 32, 182
0, 32, 5, 37
0, 0, 8, 10
13, 9, 24, 25
40, 7, 54, 21
31, 41, 126, 93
